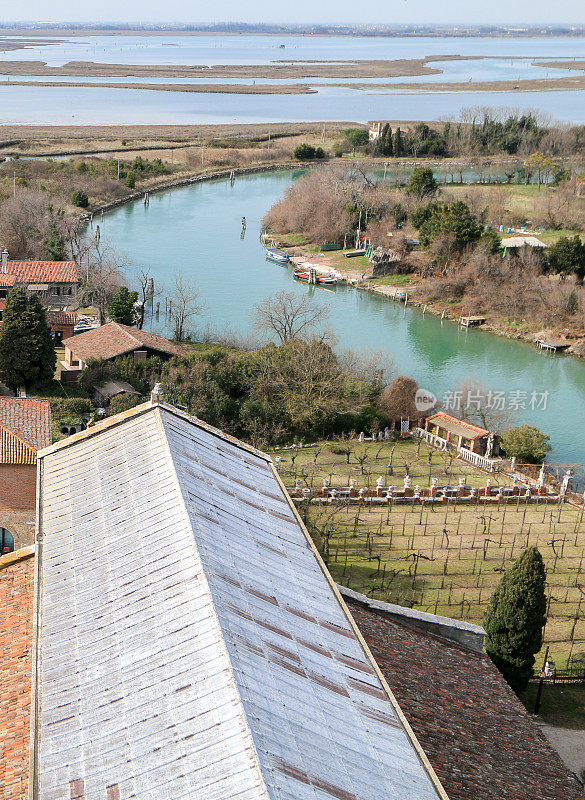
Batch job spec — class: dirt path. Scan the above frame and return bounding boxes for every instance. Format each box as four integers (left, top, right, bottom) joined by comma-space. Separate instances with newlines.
539, 723, 585, 779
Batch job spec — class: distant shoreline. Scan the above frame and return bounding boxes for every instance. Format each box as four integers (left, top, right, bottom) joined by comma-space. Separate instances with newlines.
2, 26, 585, 39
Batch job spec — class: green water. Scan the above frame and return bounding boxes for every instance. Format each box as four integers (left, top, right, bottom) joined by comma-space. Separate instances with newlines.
97, 169, 585, 466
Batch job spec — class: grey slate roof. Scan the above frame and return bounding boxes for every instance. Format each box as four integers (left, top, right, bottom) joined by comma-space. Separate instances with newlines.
33, 403, 445, 800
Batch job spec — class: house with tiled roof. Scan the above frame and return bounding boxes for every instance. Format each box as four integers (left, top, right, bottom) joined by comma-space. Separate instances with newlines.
61, 321, 183, 379
0, 398, 582, 800
0, 247, 79, 310
0, 398, 51, 523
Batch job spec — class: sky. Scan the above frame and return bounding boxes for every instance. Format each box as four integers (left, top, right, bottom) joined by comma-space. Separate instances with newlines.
4, 0, 585, 26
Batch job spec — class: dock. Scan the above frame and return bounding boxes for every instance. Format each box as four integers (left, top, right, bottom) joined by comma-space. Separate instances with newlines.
459, 316, 486, 328
537, 340, 571, 352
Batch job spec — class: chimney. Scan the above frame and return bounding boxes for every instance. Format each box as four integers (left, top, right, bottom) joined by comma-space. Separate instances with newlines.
151, 383, 164, 404
1, 248, 8, 274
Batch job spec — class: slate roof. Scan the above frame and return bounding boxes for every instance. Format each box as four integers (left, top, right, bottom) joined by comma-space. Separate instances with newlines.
33, 401, 445, 800
62, 321, 183, 362
0, 546, 36, 800
345, 595, 585, 800
4, 260, 79, 283
0, 398, 52, 464
426, 411, 489, 440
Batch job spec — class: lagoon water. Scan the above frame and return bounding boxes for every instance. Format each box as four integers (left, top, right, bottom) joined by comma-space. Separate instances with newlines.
97, 169, 585, 466
2, 33, 585, 124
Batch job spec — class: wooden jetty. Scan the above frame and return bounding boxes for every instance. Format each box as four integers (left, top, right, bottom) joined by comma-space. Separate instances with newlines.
537, 340, 571, 352
459, 316, 486, 328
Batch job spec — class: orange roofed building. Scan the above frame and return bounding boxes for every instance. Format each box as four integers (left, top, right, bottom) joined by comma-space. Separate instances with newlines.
0, 398, 51, 531
0, 248, 79, 310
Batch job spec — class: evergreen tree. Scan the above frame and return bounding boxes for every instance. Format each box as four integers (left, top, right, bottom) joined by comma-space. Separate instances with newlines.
484, 547, 547, 694
108, 286, 138, 325
45, 221, 66, 261
380, 123, 393, 156
0, 287, 56, 391
393, 127, 404, 157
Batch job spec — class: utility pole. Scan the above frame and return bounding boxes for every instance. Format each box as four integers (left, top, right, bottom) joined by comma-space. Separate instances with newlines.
117, 159, 120, 180
13, 171, 16, 197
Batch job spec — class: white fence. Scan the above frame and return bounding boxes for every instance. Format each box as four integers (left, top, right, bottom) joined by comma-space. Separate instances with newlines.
416, 428, 503, 473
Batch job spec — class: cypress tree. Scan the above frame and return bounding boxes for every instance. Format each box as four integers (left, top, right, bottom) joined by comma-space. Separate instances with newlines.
380, 123, 393, 156
0, 287, 56, 392
484, 547, 547, 694
393, 127, 404, 157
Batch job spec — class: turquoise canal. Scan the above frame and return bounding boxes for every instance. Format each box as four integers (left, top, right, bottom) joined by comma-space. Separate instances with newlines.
97, 169, 585, 465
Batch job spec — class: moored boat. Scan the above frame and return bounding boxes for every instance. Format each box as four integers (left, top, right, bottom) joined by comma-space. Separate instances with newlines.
265, 247, 290, 264
293, 269, 337, 285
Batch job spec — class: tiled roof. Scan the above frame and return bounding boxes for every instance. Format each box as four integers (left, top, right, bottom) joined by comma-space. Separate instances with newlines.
0, 546, 35, 800
34, 402, 445, 800
0, 398, 52, 464
63, 321, 183, 362
346, 596, 585, 800
427, 411, 489, 439
0, 274, 16, 288
4, 260, 78, 283
46, 310, 77, 325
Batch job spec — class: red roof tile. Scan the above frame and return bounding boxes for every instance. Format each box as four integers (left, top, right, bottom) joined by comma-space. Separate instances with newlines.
0, 274, 17, 288
0, 398, 52, 464
46, 310, 77, 325
4, 261, 78, 284
0, 547, 35, 800
63, 321, 183, 362
347, 597, 584, 800
427, 411, 490, 439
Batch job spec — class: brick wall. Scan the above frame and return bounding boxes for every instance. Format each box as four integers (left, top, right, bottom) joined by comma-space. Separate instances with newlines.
0, 464, 37, 510
0, 549, 35, 800
0, 507, 35, 549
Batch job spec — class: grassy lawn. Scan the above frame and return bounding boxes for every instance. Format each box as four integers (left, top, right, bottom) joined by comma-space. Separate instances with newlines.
369, 274, 415, 287
522, 683, 585, 729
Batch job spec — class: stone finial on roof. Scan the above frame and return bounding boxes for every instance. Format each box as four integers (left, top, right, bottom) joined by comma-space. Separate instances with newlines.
151, 383, 164, 404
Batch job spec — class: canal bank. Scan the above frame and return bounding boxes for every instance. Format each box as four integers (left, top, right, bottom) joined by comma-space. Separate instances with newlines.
95, 167, 585, 465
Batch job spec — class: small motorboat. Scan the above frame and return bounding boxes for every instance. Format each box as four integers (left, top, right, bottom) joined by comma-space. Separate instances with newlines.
293, 269, 337, 285
265, 247, 290, 264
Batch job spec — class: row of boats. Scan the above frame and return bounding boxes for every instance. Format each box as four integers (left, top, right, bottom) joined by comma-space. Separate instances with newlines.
264, 247, 339, 285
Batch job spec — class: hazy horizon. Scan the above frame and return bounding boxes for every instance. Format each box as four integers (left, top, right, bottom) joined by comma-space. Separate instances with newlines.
3, 0, 585, 28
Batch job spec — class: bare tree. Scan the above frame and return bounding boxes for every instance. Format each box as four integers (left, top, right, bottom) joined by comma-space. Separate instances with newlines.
134, 267, 159, 330
379, 376, 420, 423
456, 375, 516, 433
255, 290, 329, 344
77, 238, 127, 324
0, 190, 58, 259
168, 274, 202, 341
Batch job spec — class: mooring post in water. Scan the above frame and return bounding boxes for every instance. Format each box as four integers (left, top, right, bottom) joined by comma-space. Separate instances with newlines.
441, 309, 446, 320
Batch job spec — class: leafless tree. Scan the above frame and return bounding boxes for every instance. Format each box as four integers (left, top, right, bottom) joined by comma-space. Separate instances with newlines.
378, 376, 420, 423
134, 267, 159, 330
168, 274, 202, 341
77, 238, 127, 324
0, 190, 57, 259
456, 375, 516, 433
254, 290, 329, 344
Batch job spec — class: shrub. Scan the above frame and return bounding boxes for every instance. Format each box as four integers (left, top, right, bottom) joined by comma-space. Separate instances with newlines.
500, 424, 551, 464
109, 393, 144, 415
125, 171, 137, 189
71, 190, 89, 208
294, 143, 317, 160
